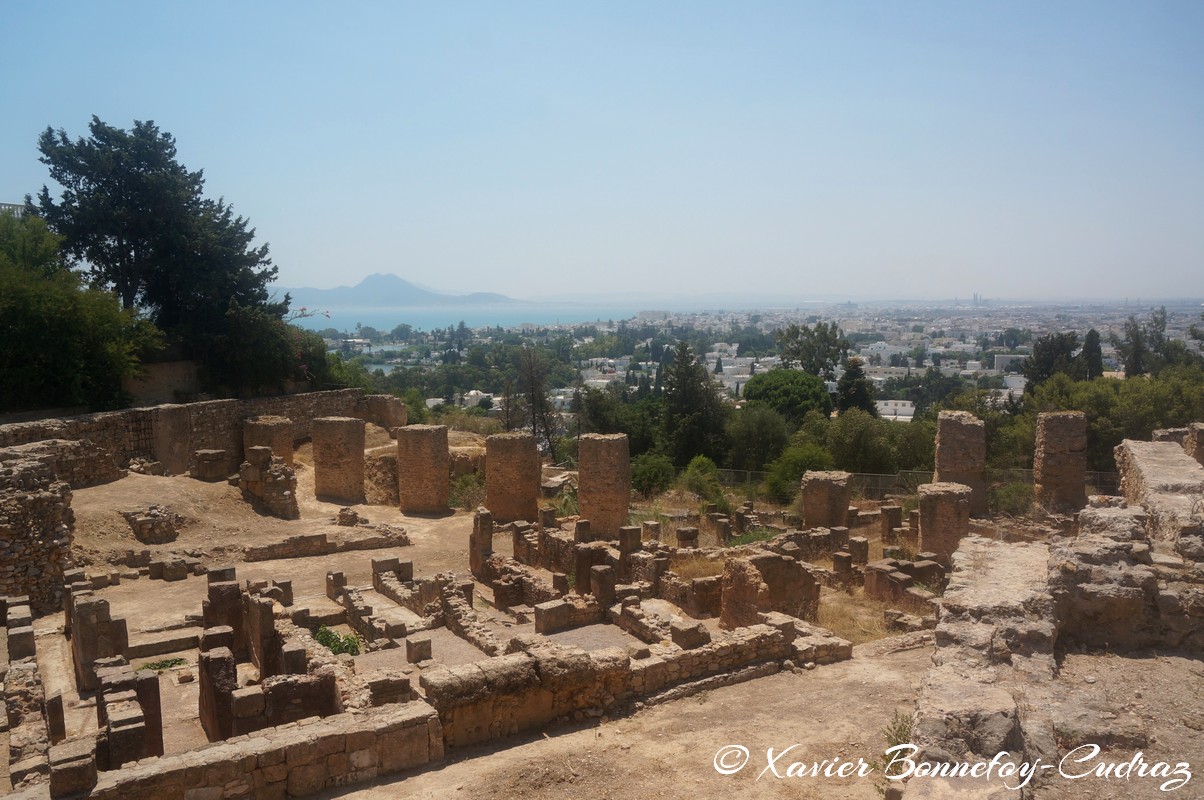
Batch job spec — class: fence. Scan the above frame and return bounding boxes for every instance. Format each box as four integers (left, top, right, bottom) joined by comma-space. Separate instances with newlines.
716, 467, 1119, 501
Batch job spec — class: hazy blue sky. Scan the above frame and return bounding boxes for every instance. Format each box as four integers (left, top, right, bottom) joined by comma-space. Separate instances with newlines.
4, 2, 1202, 302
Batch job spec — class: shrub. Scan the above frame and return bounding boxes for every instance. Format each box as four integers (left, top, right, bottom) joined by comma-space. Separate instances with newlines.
313, 626, 360, 656
990, 482, 1034, 516
763, 443, 835, 504
449, 473, 486, 510
728, 526, 778, 547
631, 453, 676, 498
136, 657, 187, 672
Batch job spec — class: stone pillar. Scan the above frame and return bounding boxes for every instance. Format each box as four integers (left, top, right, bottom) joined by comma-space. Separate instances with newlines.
848, 536, 869, 565
243, 415, 294, 466
538, 506, 558, 531
362, 394, 408, 432
396, 424, 449, 513
470, 508, 494, 579
485, 433, 541, 523
574, 519, 591, 544
198, 645, 237, 741
591, 565, 616, 607
676, 526, 700, 549
918, 482, 972, 566
641, 520, 662, 542
312, 416, 365, 504
933, 411, 987, 517
880, 504, 903, 539
801, 471, 852, 529
1033, 411, 1088, 513
577, 433, 631, 538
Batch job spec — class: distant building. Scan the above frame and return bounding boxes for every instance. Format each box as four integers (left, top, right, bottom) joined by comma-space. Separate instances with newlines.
0, 202, 25, 217
875, 400, 915, 422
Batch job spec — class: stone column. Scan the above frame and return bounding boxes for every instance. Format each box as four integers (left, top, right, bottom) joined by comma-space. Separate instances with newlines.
801, 471, 852, 529
1034, 411, 1087, 513
484, 432, 540, 523
312, 416, 365, 504
933, 411, 987, 517
918, 482, 972, 566
578, 433, 631, 538
243, 415, 294, 466
396, 424, 449, 513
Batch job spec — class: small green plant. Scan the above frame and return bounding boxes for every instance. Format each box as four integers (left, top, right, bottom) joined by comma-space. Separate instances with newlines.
631, 453, 676, 498
727, 526, 777, 547
449, 473, 486, 510
870, 709, 917, 796
553, 484, 579, 517
136, 657, 187, 672
313, 625, 361, 656
989, 482, 1034, 517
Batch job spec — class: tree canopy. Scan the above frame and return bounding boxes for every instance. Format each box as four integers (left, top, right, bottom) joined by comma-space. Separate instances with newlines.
775, 321, 849, 379
29, 117, 295, 395
741, 368, 832, 424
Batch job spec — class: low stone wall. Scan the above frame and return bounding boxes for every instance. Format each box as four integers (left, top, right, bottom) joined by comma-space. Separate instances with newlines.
0, 389, 400, 486
18, 701, 445, 800
1115, 439, 1204, 559
243, 527, 408, 562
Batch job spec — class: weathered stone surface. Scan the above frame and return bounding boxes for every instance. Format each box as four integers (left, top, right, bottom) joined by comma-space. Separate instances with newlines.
933, 411, 987, 517
1034, 411, 1088, 513
918, 482, 972, 566
396, 425, 450, 513
577, 433, 631, 538
313, 416, 366, 504
485, 433, 540, 523
801, 471, 851, 529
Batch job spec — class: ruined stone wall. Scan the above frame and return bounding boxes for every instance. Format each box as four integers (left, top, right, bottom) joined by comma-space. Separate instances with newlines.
933, 410, 987, 517
0, 388, 390, 486
918, 482, 972, 566
396, 425, 449, 513
719, 554, 820, 628
1187, 422, 1204, 467
313, 416, 366, 504
577, 433, 631, 537
17, 701, 445, 800
484, 433, 540, 523
801, 471, 851, 529
364, 447, 399, 506
1115, 439, 1204, 559
1034, 411, 1088, 513
0, 449, 75, 611
243, 415, 294, 466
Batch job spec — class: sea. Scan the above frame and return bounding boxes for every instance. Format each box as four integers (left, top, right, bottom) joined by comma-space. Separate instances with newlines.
291, 303, 668, 334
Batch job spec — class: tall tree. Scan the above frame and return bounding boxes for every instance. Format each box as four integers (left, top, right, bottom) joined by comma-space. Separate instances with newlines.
660, 342, 729, 467
741, 368, 833, 424
775, 321, 849, 380
1081, 328, 1104, 380
1021, 332, 1079, 391
836, 357, 877, 415
30, 117, 286, 391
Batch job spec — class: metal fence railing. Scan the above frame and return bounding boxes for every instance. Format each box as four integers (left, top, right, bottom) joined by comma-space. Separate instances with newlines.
715, 467, 1120, 500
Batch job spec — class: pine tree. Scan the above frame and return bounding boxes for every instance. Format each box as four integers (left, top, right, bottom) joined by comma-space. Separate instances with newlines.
836, 357, 877, 416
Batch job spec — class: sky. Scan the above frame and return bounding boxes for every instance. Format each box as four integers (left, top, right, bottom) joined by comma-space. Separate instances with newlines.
3, 1, 1203, 304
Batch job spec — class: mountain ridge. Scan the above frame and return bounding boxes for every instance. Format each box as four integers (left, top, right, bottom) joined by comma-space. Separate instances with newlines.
275, 273, 522, 308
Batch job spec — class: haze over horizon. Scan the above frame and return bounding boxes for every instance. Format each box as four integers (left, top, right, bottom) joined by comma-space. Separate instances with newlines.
4, 2, 1202, 302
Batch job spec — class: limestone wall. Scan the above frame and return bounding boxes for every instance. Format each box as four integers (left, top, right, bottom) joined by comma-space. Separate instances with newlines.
1115, 439, 1204, 559
243, 415, 294, 466
396, 425, 449, 513
932, 411, 986, 517
577, 433, 631, 537
485, 433, 540, 523
313, 417, 366, 504
1034, 411, 1088, 513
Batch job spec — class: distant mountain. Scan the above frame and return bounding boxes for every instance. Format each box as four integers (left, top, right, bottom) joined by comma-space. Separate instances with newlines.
276, 273, 521, 308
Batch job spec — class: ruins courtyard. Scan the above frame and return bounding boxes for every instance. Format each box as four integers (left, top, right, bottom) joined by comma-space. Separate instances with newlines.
1, 392, 1202, 799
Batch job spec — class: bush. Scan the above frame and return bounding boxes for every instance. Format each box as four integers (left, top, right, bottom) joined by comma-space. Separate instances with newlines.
763, 443, 835, 504
313, 626, 360, 656
449, 473, 486, 510
990, 482, 1034, 516
631, 453, 676, 498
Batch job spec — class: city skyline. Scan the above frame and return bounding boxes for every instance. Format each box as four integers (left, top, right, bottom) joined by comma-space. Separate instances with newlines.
3, 2, 1202, 301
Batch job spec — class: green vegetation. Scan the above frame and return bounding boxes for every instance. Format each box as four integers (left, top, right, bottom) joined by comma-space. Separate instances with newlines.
728, 526, 778, 547
1, 213, 160, 412
631, 453, 676, 498
136, 657, 188, 672
990, 482, 1034, 516
449, 473, 486, 511
313, 626, 360, 656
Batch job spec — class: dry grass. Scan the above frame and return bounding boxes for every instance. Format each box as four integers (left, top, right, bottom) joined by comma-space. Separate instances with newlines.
669, 553, 727, 579
816, 587, 891, 645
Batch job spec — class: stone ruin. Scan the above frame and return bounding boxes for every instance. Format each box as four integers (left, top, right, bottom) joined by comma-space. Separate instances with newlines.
396, 424, 450, 513
118, 505, 181, 545
3, 388, 1202, 800
484, 432, 540, 524
1034, 410, 1089, 513
577, 433, 632, 537
933, 410, 987, 517
238, 446, 300, 520
312, 416, 366, 505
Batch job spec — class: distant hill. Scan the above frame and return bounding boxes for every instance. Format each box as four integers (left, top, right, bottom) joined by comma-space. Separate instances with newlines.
276, 273, 520, 308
